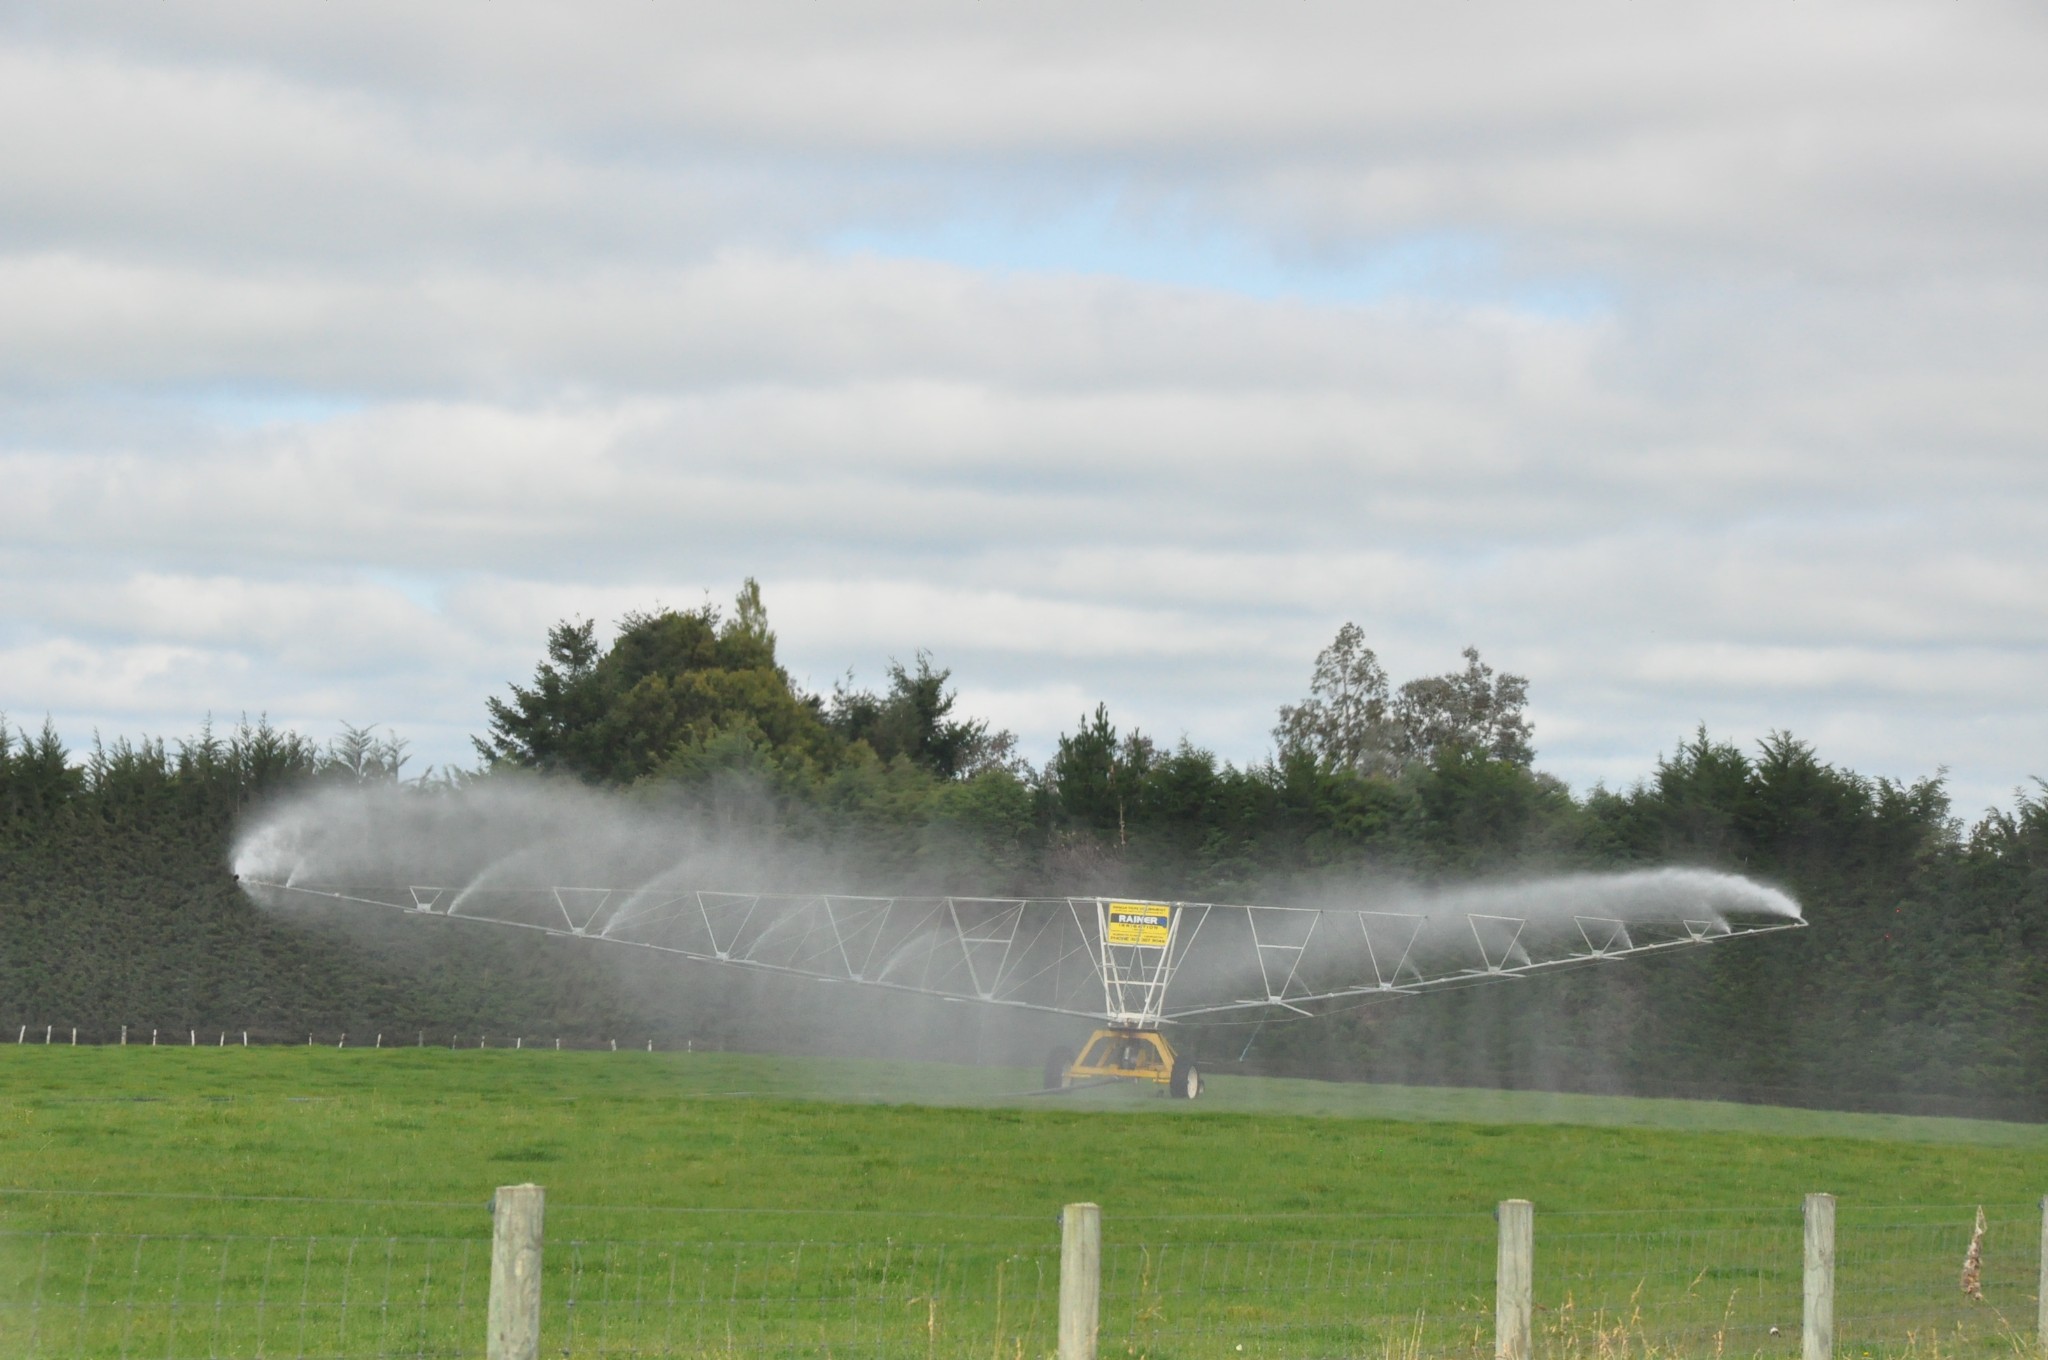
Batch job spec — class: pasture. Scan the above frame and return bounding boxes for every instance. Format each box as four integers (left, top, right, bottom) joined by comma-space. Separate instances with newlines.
2, 1048, 2042, 1357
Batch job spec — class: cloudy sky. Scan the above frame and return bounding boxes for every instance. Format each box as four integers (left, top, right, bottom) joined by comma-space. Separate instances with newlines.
5, 2, 2045, 812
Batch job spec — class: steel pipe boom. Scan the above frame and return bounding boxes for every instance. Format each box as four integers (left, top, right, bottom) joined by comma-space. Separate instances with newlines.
242, 879, 1803, 1025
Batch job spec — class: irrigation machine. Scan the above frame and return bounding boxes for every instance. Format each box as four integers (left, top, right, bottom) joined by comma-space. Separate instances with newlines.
244, 876, 1803, 1099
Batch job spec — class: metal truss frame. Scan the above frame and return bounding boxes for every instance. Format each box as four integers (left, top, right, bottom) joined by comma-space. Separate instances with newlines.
242, 880, 1804, 1026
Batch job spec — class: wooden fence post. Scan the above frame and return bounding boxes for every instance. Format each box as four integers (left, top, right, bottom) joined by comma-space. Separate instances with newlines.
1804, 1192, 1835, 1360
1059, 1202, 1101, 1360
2037, 1196, 2047, 1357
488, 1183, 546, 1360
1496, 1199, 1533, 1360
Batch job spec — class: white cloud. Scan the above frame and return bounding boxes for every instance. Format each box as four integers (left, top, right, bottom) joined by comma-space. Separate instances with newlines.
1, 3, 2045, 818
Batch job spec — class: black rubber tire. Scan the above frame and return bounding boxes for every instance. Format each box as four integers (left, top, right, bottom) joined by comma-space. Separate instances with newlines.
1044, 1047, 1075, 1091
1169, 1058, 1202, 1099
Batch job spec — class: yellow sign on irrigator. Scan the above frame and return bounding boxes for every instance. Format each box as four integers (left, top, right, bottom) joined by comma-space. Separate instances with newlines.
1106, 902, 1173, 947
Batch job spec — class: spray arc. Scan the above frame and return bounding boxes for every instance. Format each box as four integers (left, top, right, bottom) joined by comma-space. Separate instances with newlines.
242, 869, 1804, 1100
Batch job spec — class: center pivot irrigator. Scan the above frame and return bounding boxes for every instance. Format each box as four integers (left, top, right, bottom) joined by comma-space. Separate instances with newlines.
242, 869, 1804, 1100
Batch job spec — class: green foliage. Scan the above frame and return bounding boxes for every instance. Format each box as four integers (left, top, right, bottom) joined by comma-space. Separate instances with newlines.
0, 713, 652, 1041
827, 651, 1017, 779
475, 581, 837, 783
1276, 625, 1534, 773
5, 596, 2048, 1120
0, 717, 83, 826
1274, 622, 1399, 774
1048, 702, 1146, 841
1393, 645, 1535, 767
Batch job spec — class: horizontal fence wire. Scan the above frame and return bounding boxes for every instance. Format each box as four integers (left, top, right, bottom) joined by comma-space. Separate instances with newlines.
1541, 1209, 1803, 1357
0, 1232, 482, 1359
557, 1239, 1059, 1360
550, 1234, 1500, 1360
3, 1028, 704, 1051
1534, 1204, 2042, 1360
1834, 1204, 2041, 1356
1103, 1234, 1496, 1360
0, 1204, 2039, 1358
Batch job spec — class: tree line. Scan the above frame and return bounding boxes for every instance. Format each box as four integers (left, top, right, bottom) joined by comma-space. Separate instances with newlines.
4, 580, 2046, 1117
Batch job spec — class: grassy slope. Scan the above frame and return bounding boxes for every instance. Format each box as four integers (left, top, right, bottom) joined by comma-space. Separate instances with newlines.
2, 1048, 2042, 1244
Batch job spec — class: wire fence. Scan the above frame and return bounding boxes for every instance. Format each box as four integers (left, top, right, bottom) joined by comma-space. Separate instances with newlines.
0, 1232, 483, 1358
547, 1233, 1502, 1360
0, 1201, 2038, 1358
6, 1025, 692, 1051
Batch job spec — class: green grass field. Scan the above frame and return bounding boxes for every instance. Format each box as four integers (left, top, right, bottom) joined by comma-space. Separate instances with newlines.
2, 1048, 2042, 1358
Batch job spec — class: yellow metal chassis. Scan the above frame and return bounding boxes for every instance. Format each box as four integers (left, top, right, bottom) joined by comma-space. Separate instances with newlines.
1065, 1026, 1178, 1086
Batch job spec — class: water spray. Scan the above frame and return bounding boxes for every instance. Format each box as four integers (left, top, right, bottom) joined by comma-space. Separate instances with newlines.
235, 782, 1802, 1100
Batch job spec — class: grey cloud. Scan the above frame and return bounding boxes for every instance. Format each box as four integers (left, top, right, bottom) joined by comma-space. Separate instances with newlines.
7, 5, 2046, 287
0, 43, 860, 270
3, 2, 2045, 821
0, 251, 1609, 397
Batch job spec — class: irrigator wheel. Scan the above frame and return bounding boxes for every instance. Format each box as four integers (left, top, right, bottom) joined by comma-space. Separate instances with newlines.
1043, 1046, 1076, 1090
1169, 1057, 1202, 1099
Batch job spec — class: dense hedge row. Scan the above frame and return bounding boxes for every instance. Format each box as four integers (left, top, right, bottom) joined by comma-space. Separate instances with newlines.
5, 593, 2045, 1118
